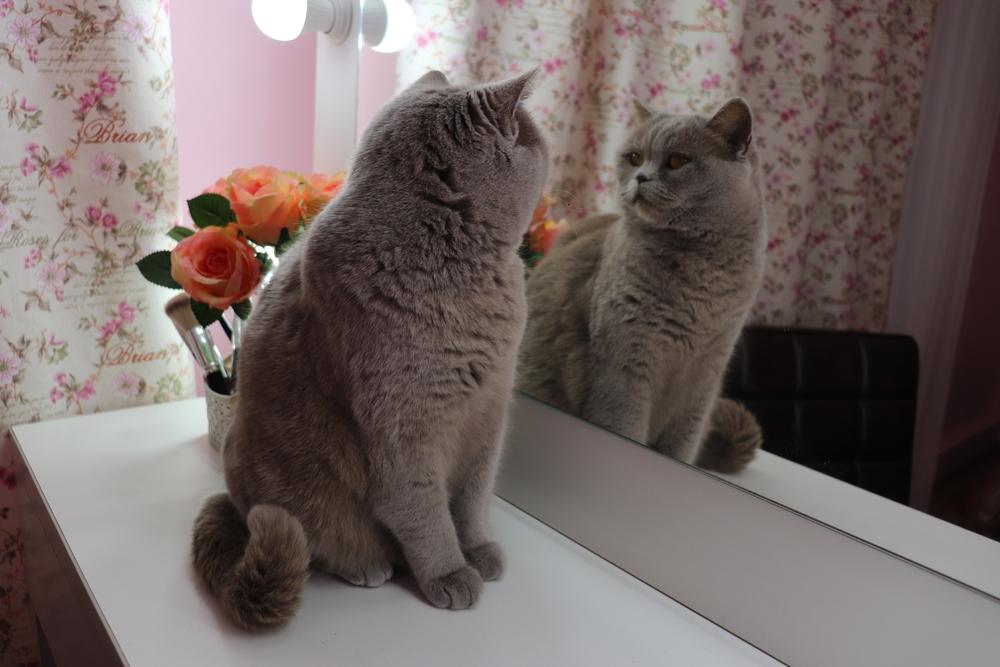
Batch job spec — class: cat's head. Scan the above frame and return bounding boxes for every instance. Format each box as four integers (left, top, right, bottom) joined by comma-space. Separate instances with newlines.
353, 70, 549, 245
617, 98, 761, 232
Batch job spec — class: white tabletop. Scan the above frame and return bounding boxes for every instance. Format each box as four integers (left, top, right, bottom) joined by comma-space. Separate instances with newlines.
716, 449, 1000, 599
13, 399, 777, 666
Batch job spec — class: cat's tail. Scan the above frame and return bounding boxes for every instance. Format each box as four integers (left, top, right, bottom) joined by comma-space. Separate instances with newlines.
192, 493, 310, 631
696, 398, 763, 474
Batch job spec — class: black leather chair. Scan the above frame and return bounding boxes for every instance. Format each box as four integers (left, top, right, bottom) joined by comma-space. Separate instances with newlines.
725, 327, 919, 504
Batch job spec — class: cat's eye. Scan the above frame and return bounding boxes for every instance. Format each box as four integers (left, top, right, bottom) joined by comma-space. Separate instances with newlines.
626, 151, 644, 167
667, 154, 691, 170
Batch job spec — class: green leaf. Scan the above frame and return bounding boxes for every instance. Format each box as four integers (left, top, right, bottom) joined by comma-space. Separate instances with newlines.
191, 300, 223, 328
275, 228, 293, 256
135, 251, 181, 289
232, 300, 252, 320
187, 193, 235, 228
255, 251, 273, 275
275, 225, 304, 257
166, 226, 195, 242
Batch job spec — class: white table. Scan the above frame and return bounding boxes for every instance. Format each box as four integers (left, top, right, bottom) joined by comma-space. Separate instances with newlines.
715, 449, 1000, 599
12, 399, 778, 666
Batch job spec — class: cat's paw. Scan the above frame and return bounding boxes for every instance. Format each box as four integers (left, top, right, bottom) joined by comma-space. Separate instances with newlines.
313, 557, 394, 588
464, 541, 505, 581
340, 561, 395, 588
422, 565, 483, 610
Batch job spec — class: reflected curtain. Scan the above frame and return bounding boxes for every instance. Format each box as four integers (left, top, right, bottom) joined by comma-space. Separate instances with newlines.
0, 1, 193, 663
399, 0, 936, 330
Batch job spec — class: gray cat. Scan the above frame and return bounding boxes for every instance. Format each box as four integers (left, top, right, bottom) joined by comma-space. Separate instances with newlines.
192, 70, 548, 630
519, 98, 765, 473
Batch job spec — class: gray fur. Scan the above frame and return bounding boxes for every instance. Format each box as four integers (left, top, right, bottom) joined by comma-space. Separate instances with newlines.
192, 70, 548, 629
519, 99, 765, 471
193, 495, 310, 630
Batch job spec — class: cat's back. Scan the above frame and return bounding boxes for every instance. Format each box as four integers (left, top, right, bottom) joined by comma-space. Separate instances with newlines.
518, 213, 617, 409
529, 212, 616, 303
234, 242, 309, 400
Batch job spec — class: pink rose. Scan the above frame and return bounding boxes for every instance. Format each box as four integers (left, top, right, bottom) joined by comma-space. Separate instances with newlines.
118, 301, 136, 323
101, 213, 118, 229
23, 248, 42, 269
97, 69, 117, 95
86, 206, 103, 223
75, 379, 96, 401
100, 318, 121, 342
78, 90, 99, 113
50, 156, 72, 179
0, 353, 19, 385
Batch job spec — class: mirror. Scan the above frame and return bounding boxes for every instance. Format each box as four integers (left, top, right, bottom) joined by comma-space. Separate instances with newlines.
358, 0, 1000, 569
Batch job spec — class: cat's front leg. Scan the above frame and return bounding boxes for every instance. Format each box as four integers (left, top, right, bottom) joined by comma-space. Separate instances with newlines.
372, 457, 482, 610
579, 364, 654, 443
653, 402, 715, 464
450, 403, 508, 581
652, 379, 719, 463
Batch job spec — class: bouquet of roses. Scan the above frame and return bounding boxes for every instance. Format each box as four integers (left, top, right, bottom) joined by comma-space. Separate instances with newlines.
135, 166, 346, 326
519, 194, 568, 271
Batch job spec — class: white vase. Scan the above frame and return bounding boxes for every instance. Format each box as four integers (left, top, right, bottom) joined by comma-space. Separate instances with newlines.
205, 386, 236, 454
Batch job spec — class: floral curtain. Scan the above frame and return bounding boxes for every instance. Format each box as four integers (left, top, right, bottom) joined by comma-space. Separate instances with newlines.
399, 0, 936, 330
0, 1, 192, 663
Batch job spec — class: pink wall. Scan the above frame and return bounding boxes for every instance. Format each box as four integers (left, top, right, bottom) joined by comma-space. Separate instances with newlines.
357, 50, 398, 137
170, 0, 317, 201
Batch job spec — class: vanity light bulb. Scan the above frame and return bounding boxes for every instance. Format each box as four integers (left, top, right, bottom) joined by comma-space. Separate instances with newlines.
251, 0, 308, 41
251, 0, 338, 42
363, 0, 416, 54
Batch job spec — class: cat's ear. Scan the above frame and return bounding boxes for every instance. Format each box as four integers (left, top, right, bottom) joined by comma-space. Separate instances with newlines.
633, 98, 653, 123
484, 68, 538, 109
708, 98, 753, 156
409, 70, 450, 90
473, 68, 539, 136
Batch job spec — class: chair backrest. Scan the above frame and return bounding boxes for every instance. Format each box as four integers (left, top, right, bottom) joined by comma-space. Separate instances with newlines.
725, 327, 919, 504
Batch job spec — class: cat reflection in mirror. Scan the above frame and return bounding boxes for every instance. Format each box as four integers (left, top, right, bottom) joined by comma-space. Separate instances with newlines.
192, 70, 548, 630
520, 98, 765, 473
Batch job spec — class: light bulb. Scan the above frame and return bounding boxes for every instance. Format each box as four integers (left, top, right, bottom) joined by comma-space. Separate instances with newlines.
362, 0, 416, 53
252, 0, 340, 42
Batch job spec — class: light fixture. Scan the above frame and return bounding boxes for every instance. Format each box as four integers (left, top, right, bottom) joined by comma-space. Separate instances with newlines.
361, 0, 416, 53
251, 0, 415, 53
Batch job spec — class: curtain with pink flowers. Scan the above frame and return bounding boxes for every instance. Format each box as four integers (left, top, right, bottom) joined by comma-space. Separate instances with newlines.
399, 0, 937, 330
0, 1, 193, 663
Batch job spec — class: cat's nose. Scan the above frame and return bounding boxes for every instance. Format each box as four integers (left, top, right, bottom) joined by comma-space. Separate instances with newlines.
635, 173, 650, 184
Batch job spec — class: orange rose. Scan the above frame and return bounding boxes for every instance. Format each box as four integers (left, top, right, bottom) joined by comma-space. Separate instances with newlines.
170, 226, 262, 310
529, 218, 568, 255
225, 166, 303, 245
532, 194, 554, 224
299, 171, 346, 220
